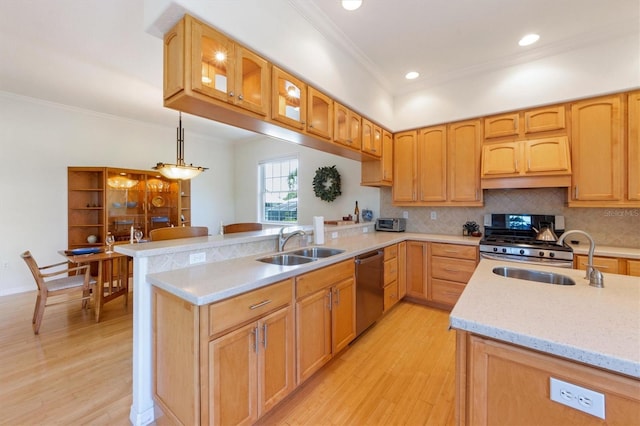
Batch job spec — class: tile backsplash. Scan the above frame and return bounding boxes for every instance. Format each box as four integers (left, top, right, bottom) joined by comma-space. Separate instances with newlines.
380, 188, 639, 249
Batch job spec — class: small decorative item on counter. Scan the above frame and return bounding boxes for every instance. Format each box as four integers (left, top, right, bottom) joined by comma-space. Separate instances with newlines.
354, 200, 360, 223
87, 234, 98, 244
362, 209, 373, 222
463, 221, 481, 237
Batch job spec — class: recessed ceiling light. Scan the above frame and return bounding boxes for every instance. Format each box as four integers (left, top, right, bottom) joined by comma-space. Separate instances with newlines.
342, 0, 362, 11
519, 33, 540, 47
405, 71, 420, 80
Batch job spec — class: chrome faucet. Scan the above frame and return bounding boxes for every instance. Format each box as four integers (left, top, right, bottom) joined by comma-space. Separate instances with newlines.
278, 226, 306, 252
556, 229, 603, 287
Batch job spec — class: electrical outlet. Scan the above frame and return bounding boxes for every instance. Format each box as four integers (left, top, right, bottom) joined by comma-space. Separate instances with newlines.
430, 211, 437, 220
550, 377, 605, 419
402, 211, 409, 219
189, 252, 206, 264
362, 227, 368, 233
331, 231, 338, 239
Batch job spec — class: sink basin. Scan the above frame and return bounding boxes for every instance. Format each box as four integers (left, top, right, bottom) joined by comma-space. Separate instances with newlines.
492, 266, 576, 286
290, 247, 345, 258
257, 254, 317, 266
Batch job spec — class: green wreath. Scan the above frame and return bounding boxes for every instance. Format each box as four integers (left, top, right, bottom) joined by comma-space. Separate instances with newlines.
313, 165, 342, 202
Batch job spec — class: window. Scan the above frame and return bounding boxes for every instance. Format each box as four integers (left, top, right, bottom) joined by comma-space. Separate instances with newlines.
260, 156, 298, 223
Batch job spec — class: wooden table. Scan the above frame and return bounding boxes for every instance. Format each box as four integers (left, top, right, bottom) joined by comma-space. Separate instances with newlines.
61, 249, 131, 322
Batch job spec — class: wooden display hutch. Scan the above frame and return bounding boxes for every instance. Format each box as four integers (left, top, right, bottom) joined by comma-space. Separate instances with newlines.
67, 167, 191, 248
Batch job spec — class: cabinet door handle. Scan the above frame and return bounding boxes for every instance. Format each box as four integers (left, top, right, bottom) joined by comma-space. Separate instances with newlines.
327, 290, 333, 311
252, 326, 259, 353
443, 268, 461, 273
335, 288, 341, 305
229, 91, 234, 98
249, 299, 271, 310
238, 94, 244, 100
575, 185, 579, 199
515, 159, 518, 171
527, 159, 531, 171
262, 323, 268, 349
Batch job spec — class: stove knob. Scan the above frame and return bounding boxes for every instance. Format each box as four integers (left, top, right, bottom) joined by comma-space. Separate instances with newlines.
519, 249, 525, 255
502, 248, 507, 253
539, 251, 545, 257
493, 247, 498, 252
549, 252, 555, 258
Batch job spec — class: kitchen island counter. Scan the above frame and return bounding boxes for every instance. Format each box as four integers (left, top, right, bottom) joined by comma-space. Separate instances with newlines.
450, 258, 640, 378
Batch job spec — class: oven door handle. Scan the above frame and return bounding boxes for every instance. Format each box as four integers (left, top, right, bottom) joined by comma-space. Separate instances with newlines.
480, 252, 573, 268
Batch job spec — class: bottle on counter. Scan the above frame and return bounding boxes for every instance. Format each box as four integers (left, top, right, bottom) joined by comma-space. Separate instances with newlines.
354, 200, 360, 224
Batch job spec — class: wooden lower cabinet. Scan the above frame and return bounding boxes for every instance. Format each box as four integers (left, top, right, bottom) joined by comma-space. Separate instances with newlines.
428, 243, 478, 308
457, 332, 640, 425
575, 254, 640, 277
295, 259, 356, 384
153, 279, 295, 426
405, 241, 428, 300
383, 244, 399, 312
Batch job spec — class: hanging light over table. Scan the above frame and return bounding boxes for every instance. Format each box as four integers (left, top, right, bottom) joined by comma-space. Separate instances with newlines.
153, 112, 207, 180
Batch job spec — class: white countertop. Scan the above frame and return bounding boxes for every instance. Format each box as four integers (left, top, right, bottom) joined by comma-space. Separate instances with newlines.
450, 259, 640, 378
145, 232, 480, 305
571, 243, 640, 260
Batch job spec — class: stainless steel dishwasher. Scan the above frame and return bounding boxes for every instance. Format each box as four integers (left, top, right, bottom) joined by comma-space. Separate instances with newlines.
355, 250, 384, 336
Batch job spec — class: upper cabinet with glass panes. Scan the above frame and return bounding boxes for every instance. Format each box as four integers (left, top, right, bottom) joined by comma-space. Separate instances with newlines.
164, 14, 270, 116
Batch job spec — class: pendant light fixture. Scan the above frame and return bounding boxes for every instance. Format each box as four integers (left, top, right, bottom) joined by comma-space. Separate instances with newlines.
153, 112, 207, 180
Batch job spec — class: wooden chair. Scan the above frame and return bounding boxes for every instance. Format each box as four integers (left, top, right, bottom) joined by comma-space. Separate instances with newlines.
223, 223, 263, 234
21, 250, 95, 334
149, 226, 209, 241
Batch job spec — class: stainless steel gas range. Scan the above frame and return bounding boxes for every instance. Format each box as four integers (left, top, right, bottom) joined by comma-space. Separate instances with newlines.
479, 213, 574, 268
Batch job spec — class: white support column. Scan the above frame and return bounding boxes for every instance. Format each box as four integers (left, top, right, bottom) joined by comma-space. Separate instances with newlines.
129, 256, 156, 426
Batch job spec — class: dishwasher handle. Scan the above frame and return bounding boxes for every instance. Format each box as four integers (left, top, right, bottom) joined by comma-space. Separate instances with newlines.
355, 250, 384, 265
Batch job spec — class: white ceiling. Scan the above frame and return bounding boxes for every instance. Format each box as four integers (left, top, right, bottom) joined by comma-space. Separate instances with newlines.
0, 0, 637, 139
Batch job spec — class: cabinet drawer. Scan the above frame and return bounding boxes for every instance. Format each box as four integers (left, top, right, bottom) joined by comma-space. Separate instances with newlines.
628, 260, 640, 277
208, 278, 293, 336
384, 258, 398, 285
430, 243, 477, 260
575, 255, 622, 274
296, 259, 354, 299
431, 279, 465, 306
384, 281, 398, 312
384, 244, 398, 261
431, 256, 476, 283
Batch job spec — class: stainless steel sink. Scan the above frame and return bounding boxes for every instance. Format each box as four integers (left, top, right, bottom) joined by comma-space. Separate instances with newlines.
492, 266, 576, 286
290, 247, 345, 258
257, 254, 317, 266
257, 247, 345, 265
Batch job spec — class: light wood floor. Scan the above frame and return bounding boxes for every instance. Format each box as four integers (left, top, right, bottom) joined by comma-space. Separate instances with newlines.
0, 291, 455, 426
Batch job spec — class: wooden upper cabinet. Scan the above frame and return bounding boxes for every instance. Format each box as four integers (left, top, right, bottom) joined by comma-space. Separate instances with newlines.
272, 66, 307, 130
191, 20, 236, 103
392, 131, 417, 203
307, 87, 333, 139
362, 118, 382, 157
484, 113, 519, 139
628, 91, 640, 201
484, 106, 566, 140
524, 105, 565, 134
482, 137, 570, 178
163, 19, 185, 100
570, 95, 624, 204
418, 125, 447, 202
448, 119, 482, 203
234, 47, 270, 116
361, 129, 393, 187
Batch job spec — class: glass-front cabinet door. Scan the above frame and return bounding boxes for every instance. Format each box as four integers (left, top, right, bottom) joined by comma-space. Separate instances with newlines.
191, 20, 235, 102
146, 176, 179, 234
272, 66, 306, 130
235, 47, 269, 116
106, 169, 146, 242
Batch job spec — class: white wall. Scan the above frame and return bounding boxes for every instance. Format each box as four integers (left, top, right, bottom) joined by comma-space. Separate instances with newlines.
393, 32, 640, 130
233, 136, 380, 227
0, 92, 235, 295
